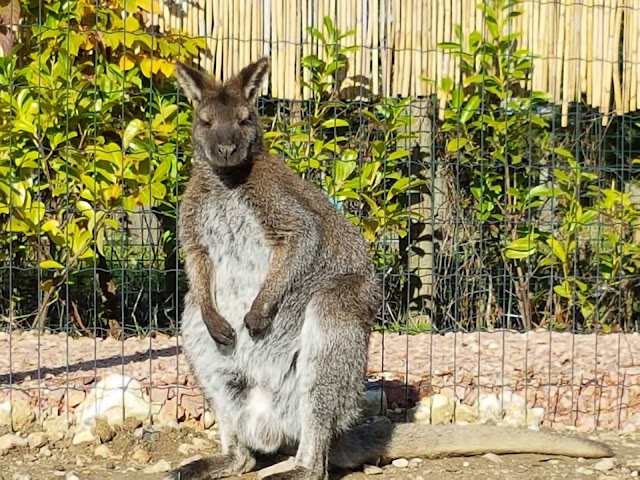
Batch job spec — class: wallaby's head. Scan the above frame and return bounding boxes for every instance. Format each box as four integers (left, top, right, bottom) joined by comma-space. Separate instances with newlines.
174, 58, 270, 169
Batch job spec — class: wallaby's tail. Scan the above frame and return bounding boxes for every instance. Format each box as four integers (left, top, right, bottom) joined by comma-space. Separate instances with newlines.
330, 422, 613, 469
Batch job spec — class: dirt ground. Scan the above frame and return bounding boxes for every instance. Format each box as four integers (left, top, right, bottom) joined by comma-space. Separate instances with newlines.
0, 423, 638, 480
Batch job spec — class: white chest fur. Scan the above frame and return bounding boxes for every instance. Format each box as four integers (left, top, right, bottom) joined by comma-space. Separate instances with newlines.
199, 192, 273, 330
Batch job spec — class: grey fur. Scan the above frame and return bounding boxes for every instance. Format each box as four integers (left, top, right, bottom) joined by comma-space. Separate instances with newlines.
166, 59, 613, 480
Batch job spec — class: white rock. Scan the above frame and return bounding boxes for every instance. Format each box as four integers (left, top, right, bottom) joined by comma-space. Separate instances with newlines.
363, 464, 384, 474
39, 446, 53, 457
594, 458, 616, 471
132, 448, 151, 464
482, 453, 503, 464
203, 410, 215, 429
462, 461, 470, 467
575, 466, 594, 475
94, 444, 112, 458
408, 458, 424, 468
0, 400, 35, 431
0, 433, 28, 451
74, 374, 154, 429
65, 473, 80, 480
12, 474, 32, 480
392, 458, 409, 468
143, 459, 172, 474
27, 432, 48, 449
454, 401, 478, 424
362, 389, 387, 418
43, 415, 70, 442
72, 429, 96, 445
478, 394, 502, 424
178, 443, 196, 455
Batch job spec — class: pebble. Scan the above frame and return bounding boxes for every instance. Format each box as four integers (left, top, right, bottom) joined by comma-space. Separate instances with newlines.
12, 475, 32, 480
363, 465, 384, 475
143, 459, 172, 474
192, 437, 209, 449
203, 410, 215, 429
482, 453, 503, 464
132, 448, 151, 464
39, 446, 53, 457
0, 433, 28, 451
594, 458, 616, 471
575, 466, 594, 475
178, 443, 196, 455
408, 458, 424, 468
391, 458, 409, 468
631, 471, 638, 477
94, 444, 112, 459
72, 429, 96, 445
65, 473, 80, 480
27, 432, 48, 449
462, 461, 470, 467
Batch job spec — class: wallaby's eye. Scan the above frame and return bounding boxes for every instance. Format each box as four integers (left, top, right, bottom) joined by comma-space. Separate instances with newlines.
239, 118, 252, 127
199, 117, 212, 128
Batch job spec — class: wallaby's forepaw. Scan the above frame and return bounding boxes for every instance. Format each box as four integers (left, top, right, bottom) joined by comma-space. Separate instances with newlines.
243, 301, 276, 338
203, 309, 236, 346
164, 453, 256, 480
262, 467, 325, 480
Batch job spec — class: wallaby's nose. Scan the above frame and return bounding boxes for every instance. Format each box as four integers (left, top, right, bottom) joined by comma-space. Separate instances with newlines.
217, 144, 236, 159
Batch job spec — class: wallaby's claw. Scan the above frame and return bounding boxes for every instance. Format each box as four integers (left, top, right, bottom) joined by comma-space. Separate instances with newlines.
203, 311, 236, 346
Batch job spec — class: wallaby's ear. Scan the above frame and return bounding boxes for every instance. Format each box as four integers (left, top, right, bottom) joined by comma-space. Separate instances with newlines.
174, 61, 216, 103
234, 57, 270, 103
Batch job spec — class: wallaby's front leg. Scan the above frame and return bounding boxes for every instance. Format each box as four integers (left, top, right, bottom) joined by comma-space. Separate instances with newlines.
244, 219, 318, 338
186, 244, 235, 345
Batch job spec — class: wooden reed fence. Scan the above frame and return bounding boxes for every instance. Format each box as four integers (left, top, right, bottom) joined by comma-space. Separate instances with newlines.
153, 0, 638, 126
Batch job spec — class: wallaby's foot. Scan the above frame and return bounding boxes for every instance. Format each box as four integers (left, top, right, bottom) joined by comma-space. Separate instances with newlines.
262, 467, 326, 480
164, 452, 256, 480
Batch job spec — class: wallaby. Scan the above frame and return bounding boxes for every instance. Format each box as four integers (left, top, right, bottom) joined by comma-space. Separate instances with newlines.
167, 58, 613, 480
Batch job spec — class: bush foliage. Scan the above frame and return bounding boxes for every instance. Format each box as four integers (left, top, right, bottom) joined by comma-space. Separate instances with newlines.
1, 0, 639, 335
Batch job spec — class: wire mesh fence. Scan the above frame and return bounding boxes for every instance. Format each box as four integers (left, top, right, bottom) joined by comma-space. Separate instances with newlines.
0, 0, 639, 453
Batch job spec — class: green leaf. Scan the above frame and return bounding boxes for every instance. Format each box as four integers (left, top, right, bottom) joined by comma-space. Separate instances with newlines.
40, 259, 65, 269
446, 137, 469, 152
320, 118, 349, 129
553, 283, 571, 299
123, 119, 145, 148
545, 236, 566, 263
460, 95, 481, 124
504, 234, 539, 259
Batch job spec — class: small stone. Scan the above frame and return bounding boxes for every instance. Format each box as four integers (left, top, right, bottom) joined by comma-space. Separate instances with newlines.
94, 444, 112, 458
192, 438, 209, 450
0, 433, 28, 451
363, 464, 384, 475
72, 429, 96, 446
482, 453, 503, 464
630, 471, 638, 477
12, 475, 32, 480
408, 458, 424, 468
178, 443, 196, 455
91, 417, 114, 443
42, 416, 70, 443
39, 446, 53, 457
576, 466, 594, 475
0, 400, 36, 431
594, 458, 616, 471
392, 458, 409, 468
132, 448, 151, 464
143, 459, 172, 474
65, 473, 80, 480
27, 432, 48, 449
462, 461, 470, 467
203, 410, 215, 429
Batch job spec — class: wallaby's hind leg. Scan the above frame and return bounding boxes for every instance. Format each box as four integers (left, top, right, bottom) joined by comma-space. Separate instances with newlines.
263, 274, 375, 480
165, 379, 256, 479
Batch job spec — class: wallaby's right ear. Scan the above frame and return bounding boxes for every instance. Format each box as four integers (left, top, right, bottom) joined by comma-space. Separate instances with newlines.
174, 61, 216, 103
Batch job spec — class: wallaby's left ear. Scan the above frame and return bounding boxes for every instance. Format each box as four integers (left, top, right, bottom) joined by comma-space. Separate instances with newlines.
234, 57, 270, 103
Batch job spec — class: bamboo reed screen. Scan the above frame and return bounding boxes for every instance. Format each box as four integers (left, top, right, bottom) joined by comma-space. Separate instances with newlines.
159, 0, 639, 126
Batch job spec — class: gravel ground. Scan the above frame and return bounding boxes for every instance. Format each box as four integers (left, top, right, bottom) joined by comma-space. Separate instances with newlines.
0, 422, 638, 479
1, 329, 640, 479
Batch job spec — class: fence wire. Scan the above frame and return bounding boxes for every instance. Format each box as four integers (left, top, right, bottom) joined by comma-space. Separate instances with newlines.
0, 0, 639, 442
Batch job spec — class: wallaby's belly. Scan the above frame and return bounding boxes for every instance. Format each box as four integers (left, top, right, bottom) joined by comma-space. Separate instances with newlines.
181, 199, 306, 452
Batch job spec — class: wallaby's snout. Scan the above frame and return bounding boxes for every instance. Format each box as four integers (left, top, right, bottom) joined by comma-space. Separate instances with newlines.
217, 144, 237, 160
